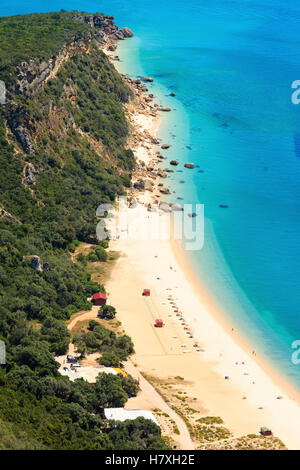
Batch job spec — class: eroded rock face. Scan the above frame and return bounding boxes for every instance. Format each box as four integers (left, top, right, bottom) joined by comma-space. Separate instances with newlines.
16, 32, 92, 94
30, 256, 49, 271
7, 112, 36, 154
120, 27, 134, 38
15, 15, 133, 95
25, 163, 39, 185
30, 256, 43, 271
5, 105, 36, 154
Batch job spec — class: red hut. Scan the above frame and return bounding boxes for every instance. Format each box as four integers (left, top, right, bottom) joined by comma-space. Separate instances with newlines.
155, 319, 163, 328
143, 289, 150, 296
91, 292, 107, 306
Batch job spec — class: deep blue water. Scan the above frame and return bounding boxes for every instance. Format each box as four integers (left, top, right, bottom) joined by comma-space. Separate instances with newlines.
2, 0, 300, 390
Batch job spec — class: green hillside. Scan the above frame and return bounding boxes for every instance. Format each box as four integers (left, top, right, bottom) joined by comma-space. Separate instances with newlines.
0, 11, 167, 450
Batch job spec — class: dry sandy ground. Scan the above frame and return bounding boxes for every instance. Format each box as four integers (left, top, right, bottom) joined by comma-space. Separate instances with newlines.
105, 198, 300, 450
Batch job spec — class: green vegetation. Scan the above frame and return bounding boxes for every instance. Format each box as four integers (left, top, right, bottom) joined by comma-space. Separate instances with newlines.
74, 319, 134, 366
98, 305, 117, 319
196, 416, 224, 425
0, 12, 90, 82
0, 11, 166, 450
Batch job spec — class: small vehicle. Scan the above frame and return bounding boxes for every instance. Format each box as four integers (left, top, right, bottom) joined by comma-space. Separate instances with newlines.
67, 355, 78, 363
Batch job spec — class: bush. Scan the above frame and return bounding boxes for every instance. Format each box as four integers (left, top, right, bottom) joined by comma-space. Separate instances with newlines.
95, 246, 108, 262
98, 352, 121, 367
98, 305, 116, 320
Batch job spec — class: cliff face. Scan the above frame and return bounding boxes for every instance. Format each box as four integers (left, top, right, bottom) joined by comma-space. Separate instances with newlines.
1, 11, 134, 175
0, 11, 135, 231
16, 32, 92, 95
14, 14, 133, 96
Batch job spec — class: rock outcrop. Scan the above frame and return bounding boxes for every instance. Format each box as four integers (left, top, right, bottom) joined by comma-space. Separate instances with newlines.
133, 179, 145, 190
0, 208, 21, 225
184, 163, 194, 169
141, 77, 154, 83
16, 32, 92, 94
30, 256, 49, 271
30, 256, 43, 271
157, 169, 167, 178
6, 108, 36, 154
119, 27, 134, 38
25, 163, 39, 185
15, 15, 133, 95
159, 187, 170, 195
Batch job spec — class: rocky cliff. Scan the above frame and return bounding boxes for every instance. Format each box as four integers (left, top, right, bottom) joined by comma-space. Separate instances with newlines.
0, 11, 135, 228
14, 14, 133, 96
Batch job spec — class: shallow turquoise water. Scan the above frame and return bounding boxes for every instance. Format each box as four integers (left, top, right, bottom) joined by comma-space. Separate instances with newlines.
2, 0, 300, 390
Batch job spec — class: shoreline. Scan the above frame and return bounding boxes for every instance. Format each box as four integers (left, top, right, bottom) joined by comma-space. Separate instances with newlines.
171, 240, 300, 406
171, 236, 300, 407
104, 42, 300, 449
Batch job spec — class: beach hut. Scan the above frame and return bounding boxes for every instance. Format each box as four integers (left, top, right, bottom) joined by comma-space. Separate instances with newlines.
260, 427, 273, 436
155, 319, 163, 328
143, 289, 150, 296
91, 292, 107, 306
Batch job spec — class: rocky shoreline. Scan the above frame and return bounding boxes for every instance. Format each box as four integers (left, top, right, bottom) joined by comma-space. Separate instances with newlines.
105, 48, 184, 214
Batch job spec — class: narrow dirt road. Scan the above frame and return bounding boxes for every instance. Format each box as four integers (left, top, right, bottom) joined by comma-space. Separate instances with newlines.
125, 361, 194, 450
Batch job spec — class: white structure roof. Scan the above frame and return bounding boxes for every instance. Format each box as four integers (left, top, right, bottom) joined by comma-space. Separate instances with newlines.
59, 365, 117, 383
104, 408, 159, 426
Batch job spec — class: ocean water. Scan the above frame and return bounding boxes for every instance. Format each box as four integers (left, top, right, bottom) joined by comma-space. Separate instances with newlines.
2, 0, 300, 390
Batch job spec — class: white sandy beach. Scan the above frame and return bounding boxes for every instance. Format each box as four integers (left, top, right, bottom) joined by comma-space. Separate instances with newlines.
101, 88, 300, 449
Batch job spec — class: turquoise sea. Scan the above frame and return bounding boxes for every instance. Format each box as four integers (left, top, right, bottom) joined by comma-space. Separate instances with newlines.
2, 1, 300, 390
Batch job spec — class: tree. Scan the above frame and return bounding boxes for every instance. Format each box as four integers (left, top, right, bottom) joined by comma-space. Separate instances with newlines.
98, 305, 116, 320
98, 352, 120, 367
94, 373, 128, 408
15, 344, 59, 376
76, 340, 87, 358
120, 375, 139, 396
95, 246, 107, 262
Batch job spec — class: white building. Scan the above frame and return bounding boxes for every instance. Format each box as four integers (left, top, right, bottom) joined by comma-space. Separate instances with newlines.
104, 408, 159, 426
59, 365, 117, 383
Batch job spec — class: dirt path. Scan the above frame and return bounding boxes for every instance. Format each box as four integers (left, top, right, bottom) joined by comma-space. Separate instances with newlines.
66, 307, 98, 356
124, 361, 194, 450
67, 306, 98, 332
